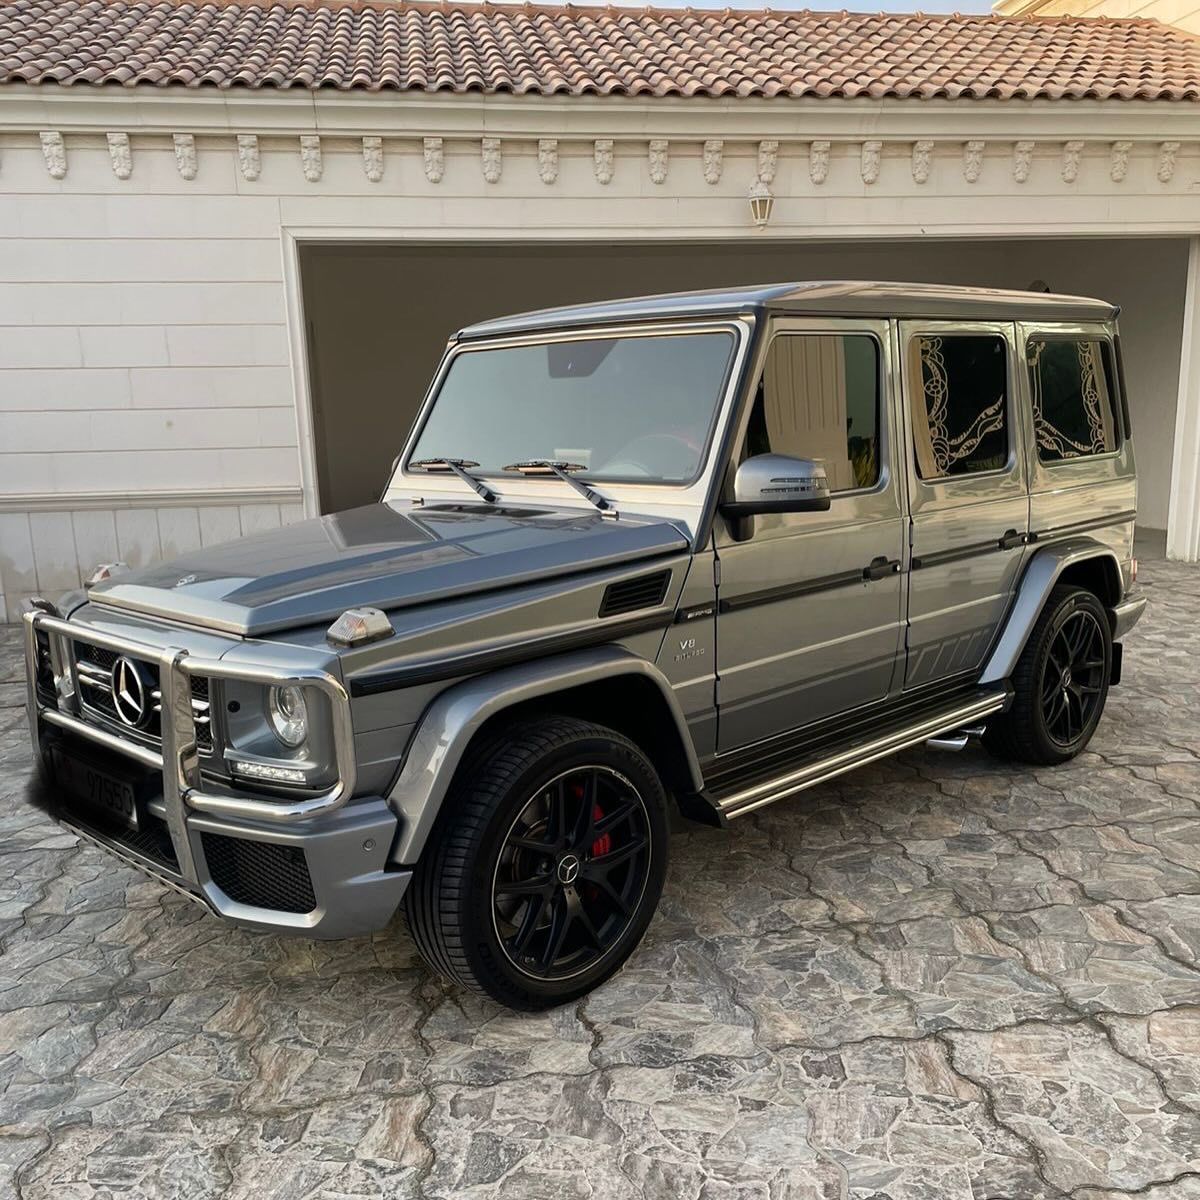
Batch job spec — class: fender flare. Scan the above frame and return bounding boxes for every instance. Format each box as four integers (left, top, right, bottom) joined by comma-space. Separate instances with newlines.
385, 644, 703, 865
979, 537, 1122, 686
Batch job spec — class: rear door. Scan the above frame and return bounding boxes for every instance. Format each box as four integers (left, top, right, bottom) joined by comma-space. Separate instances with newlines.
899, 321, 1031, 689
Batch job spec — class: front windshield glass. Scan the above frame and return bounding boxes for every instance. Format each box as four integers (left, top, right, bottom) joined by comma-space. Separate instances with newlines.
408, 329, 738, 485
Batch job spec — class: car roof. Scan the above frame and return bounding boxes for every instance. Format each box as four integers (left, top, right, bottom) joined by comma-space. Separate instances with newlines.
456, 280, 1118, 340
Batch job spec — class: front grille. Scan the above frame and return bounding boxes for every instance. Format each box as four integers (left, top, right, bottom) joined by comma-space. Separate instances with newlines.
74, 641, 213, 755
201, 833, 316, 914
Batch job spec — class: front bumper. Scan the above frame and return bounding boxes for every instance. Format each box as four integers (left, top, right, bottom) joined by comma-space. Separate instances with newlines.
24, 608, 409, 938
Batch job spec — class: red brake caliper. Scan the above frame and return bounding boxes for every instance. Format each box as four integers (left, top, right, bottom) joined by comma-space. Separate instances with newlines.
585, 801, 610, 905
590, 804, 611, 859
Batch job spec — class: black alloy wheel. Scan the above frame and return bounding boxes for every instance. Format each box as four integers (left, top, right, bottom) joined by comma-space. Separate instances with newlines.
492, 766, 651, 981
404, 717, 668, 1010
1040, 607, 1108, 748
984, 584, 1113, 765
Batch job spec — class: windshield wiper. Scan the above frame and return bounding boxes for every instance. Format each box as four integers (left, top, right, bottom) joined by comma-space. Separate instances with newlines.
409, 458, 498, 505
503, 460, 613, 514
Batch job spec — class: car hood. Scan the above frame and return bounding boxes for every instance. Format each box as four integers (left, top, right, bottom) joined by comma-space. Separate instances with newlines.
86, 501, 690, 637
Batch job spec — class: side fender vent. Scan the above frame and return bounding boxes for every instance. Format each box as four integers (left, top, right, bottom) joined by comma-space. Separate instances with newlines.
599, 570, 671, 618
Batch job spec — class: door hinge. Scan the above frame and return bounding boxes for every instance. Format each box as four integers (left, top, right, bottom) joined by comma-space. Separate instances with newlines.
713, 557, 722, 588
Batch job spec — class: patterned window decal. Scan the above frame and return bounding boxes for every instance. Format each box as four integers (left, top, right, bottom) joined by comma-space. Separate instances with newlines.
910, 334, 1009, 480
1028, 338, 1118, 463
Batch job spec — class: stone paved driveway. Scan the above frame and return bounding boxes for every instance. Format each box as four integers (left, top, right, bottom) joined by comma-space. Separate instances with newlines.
2, 553, 1199, 1200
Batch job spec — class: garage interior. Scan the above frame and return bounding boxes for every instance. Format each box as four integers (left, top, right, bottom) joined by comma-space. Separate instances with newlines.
298, 238, 1185, 535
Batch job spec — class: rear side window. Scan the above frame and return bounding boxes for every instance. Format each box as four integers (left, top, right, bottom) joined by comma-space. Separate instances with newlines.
1028, 337, 1119, 462
909, 334, 1009, 480
745, 333, 881, 492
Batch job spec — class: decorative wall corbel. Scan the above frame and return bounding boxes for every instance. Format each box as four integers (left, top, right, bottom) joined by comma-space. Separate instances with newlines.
362, 136, 383, 183
1158, 141, 1179, 184
963, 140, 984, 184
912, 140, 933, 185
107, 132, 132, 180
482, 137, 502, 184
809, 140, 830, 185
757, 139, 779, 184
299, 135, 322, 183
173, 134, 197, 181
538, 138, 558, 185
39, 131, 66, 180
1110, 141, 1132, 183
648, 139, 669, 185
1013, 141, 1034, 184
424, 137, 444, 184
594, 139, 614, 184
1062, 140, 1084, 183
237, 134, 261, 181
861, 140, 881, 185
703, 139, 723, 185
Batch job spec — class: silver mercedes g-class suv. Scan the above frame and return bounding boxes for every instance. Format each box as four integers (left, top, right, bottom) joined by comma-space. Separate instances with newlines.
23, 281, 1145, 1009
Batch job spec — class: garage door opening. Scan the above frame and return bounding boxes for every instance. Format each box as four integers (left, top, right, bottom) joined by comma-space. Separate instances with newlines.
297, 238, 1185, 528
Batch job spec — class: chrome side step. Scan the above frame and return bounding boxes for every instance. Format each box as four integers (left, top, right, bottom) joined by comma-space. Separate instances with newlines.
719, 692, 1008, 820
926, 724, 987, 752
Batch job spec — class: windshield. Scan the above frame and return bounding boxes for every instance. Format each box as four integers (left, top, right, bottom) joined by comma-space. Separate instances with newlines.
408, 329, 738, 485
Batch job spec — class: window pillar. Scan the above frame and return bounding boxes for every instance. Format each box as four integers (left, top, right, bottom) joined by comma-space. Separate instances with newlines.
1168, 236, 1200, 562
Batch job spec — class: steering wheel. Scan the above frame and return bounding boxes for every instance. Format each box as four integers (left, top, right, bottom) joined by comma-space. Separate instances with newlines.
600, 432, 700, 478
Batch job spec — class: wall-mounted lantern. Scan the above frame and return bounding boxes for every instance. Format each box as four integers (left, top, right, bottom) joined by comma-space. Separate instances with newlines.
748, 179, 774, 228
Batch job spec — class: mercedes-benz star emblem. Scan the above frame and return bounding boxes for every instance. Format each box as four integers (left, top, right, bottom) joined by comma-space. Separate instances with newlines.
556, 853, 581, 886
111, 656, 150, 728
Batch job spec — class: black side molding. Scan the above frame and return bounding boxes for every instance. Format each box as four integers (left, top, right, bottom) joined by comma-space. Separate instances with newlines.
912, 535, 1022, 571
1029, 509, 1138, 543
718, 568, 868, 613
718, 554, 903, 614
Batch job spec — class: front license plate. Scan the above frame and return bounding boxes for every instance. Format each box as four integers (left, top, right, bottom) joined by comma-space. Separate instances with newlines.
52, 749, 140, 831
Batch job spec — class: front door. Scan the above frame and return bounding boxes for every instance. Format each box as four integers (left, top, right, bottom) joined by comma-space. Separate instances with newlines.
899, 321, 1031, 689
714, 321, 906, 752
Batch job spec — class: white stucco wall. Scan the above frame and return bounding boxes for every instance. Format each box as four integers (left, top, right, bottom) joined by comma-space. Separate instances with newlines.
0, 133, 308, 622
2, 90, 1200, 620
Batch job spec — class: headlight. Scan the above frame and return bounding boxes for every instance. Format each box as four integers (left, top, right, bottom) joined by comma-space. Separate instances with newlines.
267, 685, 308, 748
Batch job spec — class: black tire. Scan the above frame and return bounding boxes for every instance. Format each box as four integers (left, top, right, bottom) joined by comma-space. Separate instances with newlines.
985, 584, 1112, 765
404, 716, 669, 1010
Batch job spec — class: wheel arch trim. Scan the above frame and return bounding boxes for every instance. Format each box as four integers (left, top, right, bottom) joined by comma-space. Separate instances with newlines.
385, 645, 703, 865
979, 538, 1123, 686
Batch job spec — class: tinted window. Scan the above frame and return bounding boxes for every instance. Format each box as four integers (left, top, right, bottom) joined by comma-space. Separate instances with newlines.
1028, 337, 1119, 462
410, 330, 736, 485
910, 334, 1008, 479
745, 334, 880, 492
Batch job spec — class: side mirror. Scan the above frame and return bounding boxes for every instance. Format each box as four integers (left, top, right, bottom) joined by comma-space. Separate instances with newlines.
721, 454, 832, 518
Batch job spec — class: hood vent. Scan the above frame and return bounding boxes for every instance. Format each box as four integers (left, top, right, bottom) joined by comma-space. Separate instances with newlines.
599, 570, 671, 618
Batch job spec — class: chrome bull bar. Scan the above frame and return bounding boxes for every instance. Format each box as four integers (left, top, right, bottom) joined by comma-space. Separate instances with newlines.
23, 610, 357, 885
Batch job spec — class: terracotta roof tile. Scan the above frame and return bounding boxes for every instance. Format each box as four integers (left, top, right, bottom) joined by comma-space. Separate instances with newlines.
1, 0, 1199, 99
